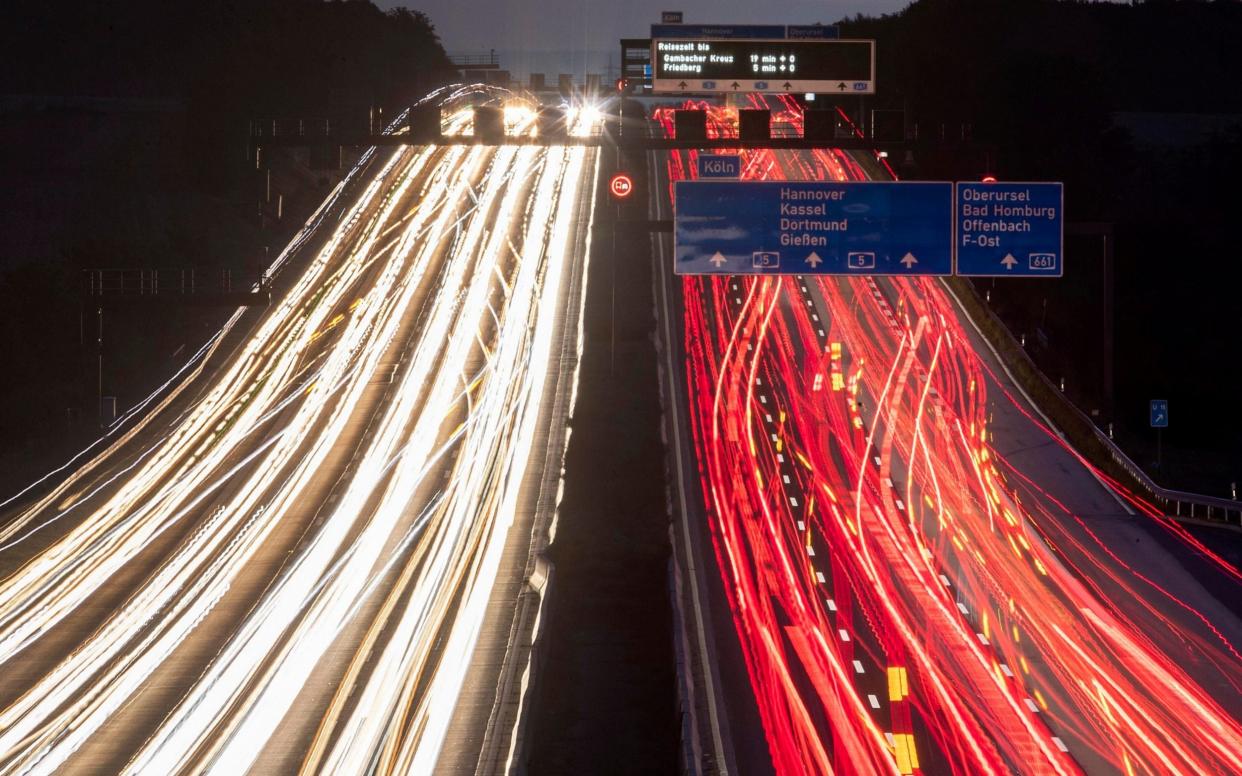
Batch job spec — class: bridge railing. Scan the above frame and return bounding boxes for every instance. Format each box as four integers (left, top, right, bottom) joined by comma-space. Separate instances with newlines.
248, 118, 332, 138
1102, 438, 1241, 524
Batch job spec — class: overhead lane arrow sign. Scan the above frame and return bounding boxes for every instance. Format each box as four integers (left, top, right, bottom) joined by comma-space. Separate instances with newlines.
837, 82, 847, 91
678, 81, 688, 90
673, 181, 954, 277
731, 82, 740, 91
956, 182, 1064, 277
783, 82, 792, 91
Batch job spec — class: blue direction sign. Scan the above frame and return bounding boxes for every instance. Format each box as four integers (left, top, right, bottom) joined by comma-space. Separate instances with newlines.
956, 182, 1064, 277
697, 154, 741, 179
787, 25, 840, 39
651, 24, 786, 39
674, 181, 953, 275
1150, 400, 1169, 428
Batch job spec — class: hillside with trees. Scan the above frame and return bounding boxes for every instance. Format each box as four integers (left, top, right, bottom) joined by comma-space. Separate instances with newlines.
0, 1, 456, 489
842, 0, 1242, 495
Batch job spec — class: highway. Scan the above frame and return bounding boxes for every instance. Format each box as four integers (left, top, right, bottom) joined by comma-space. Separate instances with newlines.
0, 101, 598, 774
654, 98, 1242, 775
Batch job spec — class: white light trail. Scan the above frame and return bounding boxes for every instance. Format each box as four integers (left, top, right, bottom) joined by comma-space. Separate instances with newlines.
0, 106, 600, 775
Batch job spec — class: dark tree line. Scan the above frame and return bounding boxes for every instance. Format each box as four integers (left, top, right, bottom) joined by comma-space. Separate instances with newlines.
842, 0, 1242, 208
842, 0, 1242, 492
5, 0, 454, 107
0, 2, 456, 489
842, 0, 1242, 111
4, 0, 456, 188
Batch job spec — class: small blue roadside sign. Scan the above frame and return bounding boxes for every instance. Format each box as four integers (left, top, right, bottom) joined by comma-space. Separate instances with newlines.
1150, 400, 1169, 428
955, 182, 1063, 277
674, 181, 953, 275
697, 154, 741, 179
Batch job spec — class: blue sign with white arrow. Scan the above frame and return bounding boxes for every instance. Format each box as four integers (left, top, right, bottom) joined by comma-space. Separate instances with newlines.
1150, 399, 1169, 428
697, 154, 741, 179
955, 182, 1064, 277
674, 181, 954, 275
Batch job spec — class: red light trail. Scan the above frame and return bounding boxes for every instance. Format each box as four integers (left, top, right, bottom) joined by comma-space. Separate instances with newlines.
659, 97, 1242, 775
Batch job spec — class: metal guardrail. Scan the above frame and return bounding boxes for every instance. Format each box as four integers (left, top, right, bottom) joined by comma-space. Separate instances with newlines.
1102, 437, 1241, 524
248, 118, 332, 138
84, 268, 270, 296
2, 94, 186, 114
958, 282, 1241, 526
253, 133, 938, 152
83, 269, 272, 308
449, 51, 500, 68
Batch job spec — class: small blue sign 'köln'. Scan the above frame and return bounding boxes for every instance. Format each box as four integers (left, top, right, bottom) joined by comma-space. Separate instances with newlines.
697, 154, 741, 179
674, 180, 953, 276
956, 182, 1064, 277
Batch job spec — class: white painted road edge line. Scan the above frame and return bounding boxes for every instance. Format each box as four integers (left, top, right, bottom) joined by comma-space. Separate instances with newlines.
653, 153, 732, 776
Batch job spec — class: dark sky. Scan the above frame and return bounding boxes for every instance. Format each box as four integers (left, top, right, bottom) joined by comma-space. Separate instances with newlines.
377, 0, 910, 76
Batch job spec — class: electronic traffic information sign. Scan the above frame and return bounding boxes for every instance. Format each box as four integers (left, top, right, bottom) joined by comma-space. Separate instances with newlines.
651, 39, 875, 94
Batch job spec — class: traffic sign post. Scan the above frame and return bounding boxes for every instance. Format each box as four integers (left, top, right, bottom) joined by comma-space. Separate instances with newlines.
955, 182, 1064, 276
1150, 399, 1169, 428
674, 180, 953, 275
697, 154, 741, 179
1151, 399, 1168, 470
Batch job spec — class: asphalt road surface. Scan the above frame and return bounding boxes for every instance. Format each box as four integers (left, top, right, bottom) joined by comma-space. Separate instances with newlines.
0, 104, 598, 775
654, 97, 1242, 776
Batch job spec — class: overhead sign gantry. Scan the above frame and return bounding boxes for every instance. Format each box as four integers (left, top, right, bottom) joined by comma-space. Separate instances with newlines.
673, 180, 1065, 277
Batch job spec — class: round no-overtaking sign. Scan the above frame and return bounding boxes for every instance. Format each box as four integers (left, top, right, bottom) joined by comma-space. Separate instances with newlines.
609, 173, 634, 200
